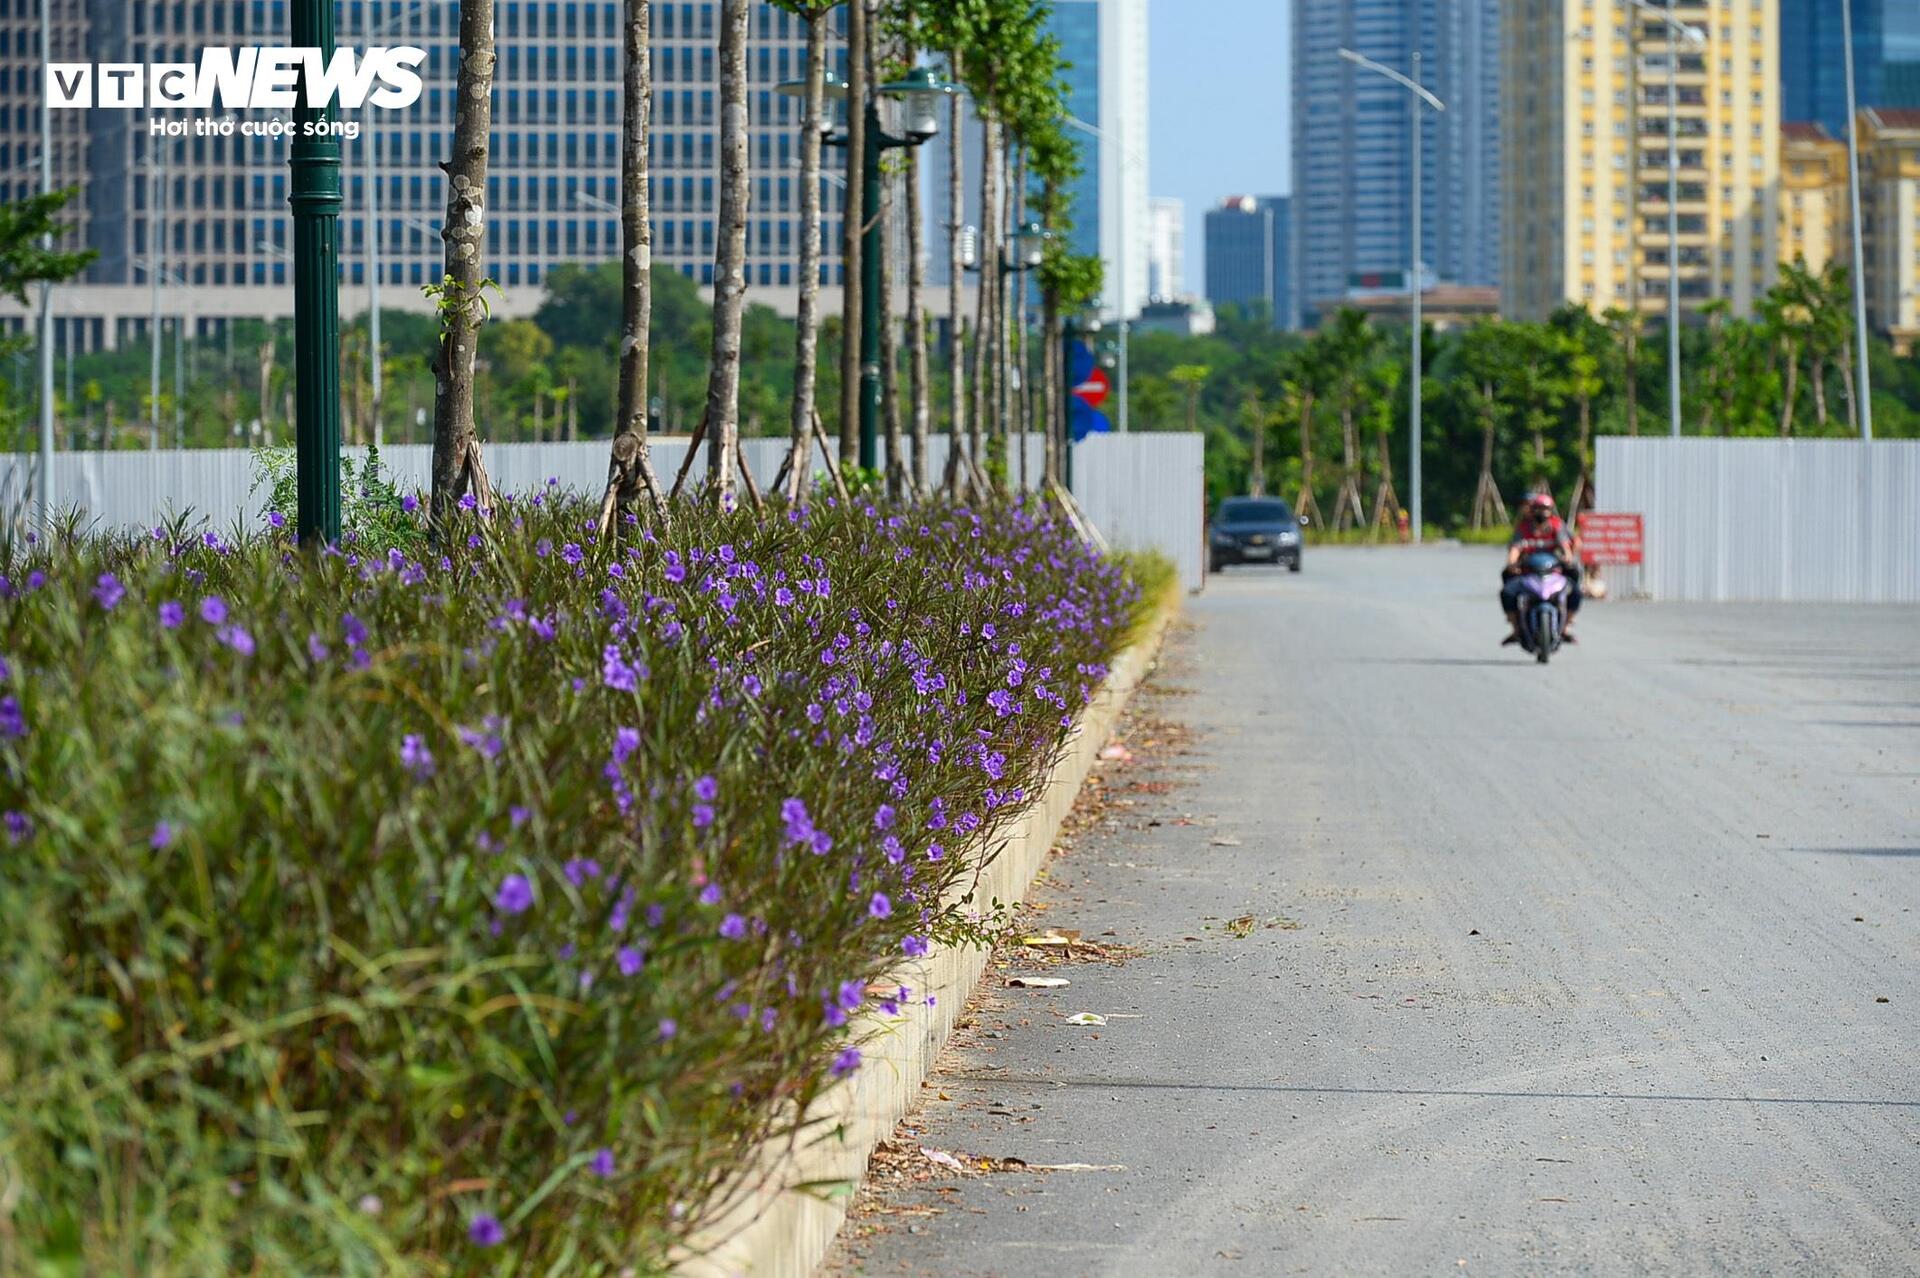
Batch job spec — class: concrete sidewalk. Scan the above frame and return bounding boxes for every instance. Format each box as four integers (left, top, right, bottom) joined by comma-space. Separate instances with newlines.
827, 546, 1920, 1276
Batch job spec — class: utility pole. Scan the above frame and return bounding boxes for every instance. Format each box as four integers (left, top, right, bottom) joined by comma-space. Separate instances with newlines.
1843, 0, 1874, 439
290, 0, 343, 542
35, 0, 53, 520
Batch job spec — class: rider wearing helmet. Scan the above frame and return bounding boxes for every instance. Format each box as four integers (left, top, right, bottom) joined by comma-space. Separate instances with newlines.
1501, 493, 1581, 644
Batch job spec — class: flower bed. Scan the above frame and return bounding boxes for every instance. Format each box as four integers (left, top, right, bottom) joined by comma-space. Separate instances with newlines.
0, 494, 1153, 1276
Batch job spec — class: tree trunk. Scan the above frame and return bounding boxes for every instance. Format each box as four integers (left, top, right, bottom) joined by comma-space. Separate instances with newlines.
701, 0, 749, 505
1249, 398, 1265, 497
973, 115, 1001, 487
1779, 342, 1798, 437
1042, 293, 1061, 486
1810, 354, 1828, 430
429, 0, 497, 527
905, 144, 931, 497
783, 12, 827, 501
599, 0, 665, 534
1007, 144, 1025, 488
1624, 330, 1639, 437
1838, 338, 1859, 436
943, 62, 967, 497
1294, 388, 1321, 524
838, 0, 868, 460
878, 166, 904, 498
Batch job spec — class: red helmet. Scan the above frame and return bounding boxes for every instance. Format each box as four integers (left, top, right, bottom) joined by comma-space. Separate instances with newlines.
1528, 493, 1556, 513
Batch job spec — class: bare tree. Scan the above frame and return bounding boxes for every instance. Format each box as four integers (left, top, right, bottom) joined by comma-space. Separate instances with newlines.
775, 1, 837, 502
839, 0, 869, 460
700, 0, 749, 505
429, 0, 497, 526
598, 0, 668, 536
905, 142, 931, 496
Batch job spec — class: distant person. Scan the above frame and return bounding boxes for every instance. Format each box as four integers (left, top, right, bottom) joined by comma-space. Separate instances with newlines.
1501, 494, 1582, 645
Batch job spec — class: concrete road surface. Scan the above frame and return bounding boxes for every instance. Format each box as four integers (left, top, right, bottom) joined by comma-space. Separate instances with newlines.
830, 545, 1920, 1277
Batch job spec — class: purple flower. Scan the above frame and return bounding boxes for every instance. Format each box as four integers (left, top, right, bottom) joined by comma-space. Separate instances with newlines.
868, 892, 892, 919
458, 492, 478, 512
602, 644, 640, 693
342, 614, 367, 648
616, 946, 644, 976
692, 803, 715, 829
401, 493, 419, 513
267, 510, 287, 529
698, 883, 723, 906
563, 858, 602, 887
590, 1148, 616, 1178
198, 596, 228, 626
838, 979, 864, 1012
92, 573, 124, 611
0, 697, 23, 740
693, 775, 719, 802
399, 734, 435, 780
830, 1046, 862, 1078
468, 1214, 505, 1247
901, 934, 930, 959
158, 601, 185, 629
509, 805, 531, 828
494, 873, 534, 915
2, 810, 30, 843
562, 542, 584, 565
216, 625, 255, 657
658, 1017, 679, 1041
306, 633, 330, 662
781, 797, 815, 845
150, 821, 173, 849
719, 913, 747, 940
663, 552, 686, 583
873, 804, 895, 831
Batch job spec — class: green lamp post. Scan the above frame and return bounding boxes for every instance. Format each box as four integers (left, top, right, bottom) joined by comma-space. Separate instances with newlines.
779, 65, 954, 472
289, 0, 342, 543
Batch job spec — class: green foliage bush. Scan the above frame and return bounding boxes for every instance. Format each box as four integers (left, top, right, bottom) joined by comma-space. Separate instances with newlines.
0, 493, 1149, 1275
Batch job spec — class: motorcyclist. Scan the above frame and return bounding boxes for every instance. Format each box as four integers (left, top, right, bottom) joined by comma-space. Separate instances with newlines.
1501, 494, 1581, 645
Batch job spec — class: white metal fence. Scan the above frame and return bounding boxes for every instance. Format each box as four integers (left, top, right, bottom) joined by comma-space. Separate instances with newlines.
1596, 437, 1920, 603
0, 432, 1207, 590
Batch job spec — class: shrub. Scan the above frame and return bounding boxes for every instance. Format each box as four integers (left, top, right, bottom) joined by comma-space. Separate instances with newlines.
0, 492, 1146, 1276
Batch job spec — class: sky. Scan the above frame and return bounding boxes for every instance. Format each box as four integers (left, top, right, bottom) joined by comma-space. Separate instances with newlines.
1148, 0, 1292, 295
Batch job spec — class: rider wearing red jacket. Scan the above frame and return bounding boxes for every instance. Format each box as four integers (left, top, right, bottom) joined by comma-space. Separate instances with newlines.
1501, 494, 1581, 644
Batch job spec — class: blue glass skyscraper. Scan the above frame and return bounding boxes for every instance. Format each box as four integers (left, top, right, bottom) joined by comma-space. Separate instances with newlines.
1782, 0, 1884, 139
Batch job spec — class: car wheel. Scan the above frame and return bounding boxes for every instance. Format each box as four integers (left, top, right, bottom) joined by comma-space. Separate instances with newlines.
1209, 556, 1222, 574
1289, 558, 1302, 573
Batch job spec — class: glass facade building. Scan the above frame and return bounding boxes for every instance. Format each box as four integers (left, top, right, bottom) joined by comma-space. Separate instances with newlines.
0, 0, 848, 340
1289, 0, 1500, 324
1781, 0, 1882, 140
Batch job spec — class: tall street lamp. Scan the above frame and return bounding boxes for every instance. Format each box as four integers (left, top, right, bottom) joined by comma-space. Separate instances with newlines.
360, 1, 454, 450
290, 0, 343, 543
1625, 0, 1705, 438
1062, 113, 1139, 435
779, 66, 954, 472
1338, 46, 1444, 543
35, 0, 53, 519
1842, 0, 1873, 439
964, 219, 1049, 480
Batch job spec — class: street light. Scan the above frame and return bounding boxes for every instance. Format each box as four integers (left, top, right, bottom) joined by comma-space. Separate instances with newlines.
1842, 0, 1873, 439
290, 0, 343, 543
360, 1, 455, 451
1339, 46, 1444, 543
1062, 114, 1140, 435
1624, 0, 1706, 439
35, 0, 52, 520
776, 63, 955, 471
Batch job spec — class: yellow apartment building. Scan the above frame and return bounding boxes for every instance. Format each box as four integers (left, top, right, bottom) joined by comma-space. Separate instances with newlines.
1779, 121, 1848, 273
1859, 108, 1920, 352
1502, 0, 1781, 323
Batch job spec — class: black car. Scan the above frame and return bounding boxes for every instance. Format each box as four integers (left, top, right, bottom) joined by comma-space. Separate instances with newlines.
1209, 497, 1303, 573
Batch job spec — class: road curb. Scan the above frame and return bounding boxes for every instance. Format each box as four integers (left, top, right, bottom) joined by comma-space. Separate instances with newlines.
673, 591, 1180, 1278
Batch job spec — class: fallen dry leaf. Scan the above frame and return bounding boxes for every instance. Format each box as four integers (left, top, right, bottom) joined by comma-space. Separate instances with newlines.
920, 1148, 965, 1172
1064, 1012, 1106, 1026
1226, 914, 1257, 939
1007, 976, 1071, 989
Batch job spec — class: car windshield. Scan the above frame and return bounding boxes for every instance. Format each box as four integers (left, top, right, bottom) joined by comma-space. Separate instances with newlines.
1218, 500, 1293, 526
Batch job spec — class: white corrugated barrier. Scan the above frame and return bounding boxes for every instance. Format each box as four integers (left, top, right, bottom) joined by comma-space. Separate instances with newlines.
1596, 437, 1920, 603
0, 432, 1205, 590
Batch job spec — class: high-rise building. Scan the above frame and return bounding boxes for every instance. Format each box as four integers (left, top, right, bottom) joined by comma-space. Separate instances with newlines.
1779, 122, 1849, 275
0, 1, 850, 346
1146, 197, 1185, 300
1781, 0, 1882, 142
1289, 0, 1500, 325
1501, 0, 1781, 323
1859, 107, 1920, 351
1203, 195, 1293, 326
1048, 0, 1150, 321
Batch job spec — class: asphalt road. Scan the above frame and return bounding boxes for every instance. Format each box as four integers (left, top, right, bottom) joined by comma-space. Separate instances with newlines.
831, 545, 1920, 1277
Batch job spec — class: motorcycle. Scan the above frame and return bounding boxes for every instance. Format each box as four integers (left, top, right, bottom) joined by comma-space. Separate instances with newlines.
1511, 551, 1575, 665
